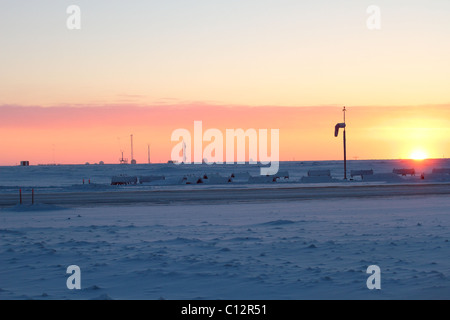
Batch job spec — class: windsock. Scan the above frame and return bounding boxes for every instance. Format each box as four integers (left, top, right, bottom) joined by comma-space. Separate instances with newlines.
335, 123, 346, 137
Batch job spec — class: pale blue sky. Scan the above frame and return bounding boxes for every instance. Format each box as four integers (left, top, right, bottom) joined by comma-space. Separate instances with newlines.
1, 0, 449, 106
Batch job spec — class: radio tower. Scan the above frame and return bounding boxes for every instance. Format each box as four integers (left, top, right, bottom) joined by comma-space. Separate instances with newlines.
131, 134, 137, 164
182, 139, 187, 164
148, 144, 151, 164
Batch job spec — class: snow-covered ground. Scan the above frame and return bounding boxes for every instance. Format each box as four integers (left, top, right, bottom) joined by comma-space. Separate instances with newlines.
1, 159, 449, 190
1, 195, 449, 300
0, 160, 449, 300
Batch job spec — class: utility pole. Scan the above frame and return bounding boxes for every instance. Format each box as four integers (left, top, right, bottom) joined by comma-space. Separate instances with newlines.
131, 135, 134, 161
148, 144, 151, 164
182, 139, 187, 164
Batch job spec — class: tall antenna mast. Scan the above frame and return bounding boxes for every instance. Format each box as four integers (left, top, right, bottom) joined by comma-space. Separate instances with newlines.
130, 134, 137, 164
131, 134, 134, 161
119, 151, 128, 164
182, 139, 187, 163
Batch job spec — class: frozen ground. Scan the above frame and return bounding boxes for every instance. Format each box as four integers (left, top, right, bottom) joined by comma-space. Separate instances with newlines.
0, 160, 449, 300
0, 159, 449, 207
1, 195, 449, 300
1, 159, 449, 190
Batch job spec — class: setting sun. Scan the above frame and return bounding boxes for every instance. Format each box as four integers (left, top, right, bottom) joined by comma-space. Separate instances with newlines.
410, 149, 428, 161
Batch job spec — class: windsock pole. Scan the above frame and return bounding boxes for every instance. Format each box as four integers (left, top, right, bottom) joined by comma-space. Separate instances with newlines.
343, 107, 347, 180
334, 108, 348, 180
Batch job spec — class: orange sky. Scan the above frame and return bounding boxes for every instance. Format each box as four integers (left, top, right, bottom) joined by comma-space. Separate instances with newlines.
0, 104, 448, 165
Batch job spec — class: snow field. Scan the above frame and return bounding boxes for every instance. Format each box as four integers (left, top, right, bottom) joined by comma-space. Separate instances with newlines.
1, 195, 449, 300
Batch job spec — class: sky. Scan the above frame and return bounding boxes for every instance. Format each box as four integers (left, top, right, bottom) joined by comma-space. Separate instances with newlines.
0, 0, 449, 165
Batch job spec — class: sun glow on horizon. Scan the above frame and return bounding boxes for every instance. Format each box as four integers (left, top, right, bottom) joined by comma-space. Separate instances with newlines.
410, 149, 428, 161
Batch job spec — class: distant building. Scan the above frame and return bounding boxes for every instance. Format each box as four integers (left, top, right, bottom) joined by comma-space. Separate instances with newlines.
20, 161, 30, 166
